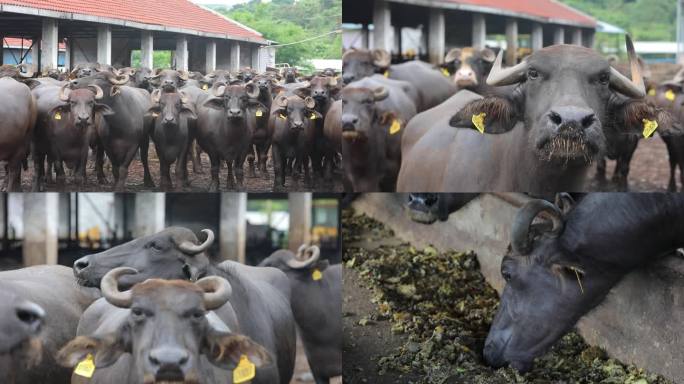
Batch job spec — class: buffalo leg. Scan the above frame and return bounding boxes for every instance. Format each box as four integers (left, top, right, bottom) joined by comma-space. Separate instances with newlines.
208, 154, 221, 192
612, 140, 638, 192
193, 141, 203, 174
663, 136, 678, 192
235, 152, 247, 189
159, 157, 172, 191
594, 156, 607, 186
114, 147, 138, 191
31, 151, 45, 192
6, 160, 21, 192
95, 144, 107, 184
246, 145, 257, 178
140, 137, 155, 188
272, 145, 285, 190
54, 160, 66, 189
178, 142, 190, 188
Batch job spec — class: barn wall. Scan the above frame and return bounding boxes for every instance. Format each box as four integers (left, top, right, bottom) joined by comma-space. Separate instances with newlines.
70, 37, 97, 65
351, 193, 684, 383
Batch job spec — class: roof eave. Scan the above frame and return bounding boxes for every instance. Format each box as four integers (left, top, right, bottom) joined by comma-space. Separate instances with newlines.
0, 3, 268, 44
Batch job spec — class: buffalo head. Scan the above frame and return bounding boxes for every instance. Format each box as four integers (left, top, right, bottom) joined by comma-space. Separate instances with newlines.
147, 89, 197, 127
0, 289, 44, 380
0, 64, 34, 80
200, 70, 232, 90
259, 245, 329, 275
297, 76, 340, 107
273, 94, 322, 132
342, 48, 391, 84
203, 83, 263, 120
58, 268, 271, 383
149, 69, 189, 92
449, 36, 668, 166
50, 84, 114, 129
73, 227, 216, 289
442, 47, 496, 90
340, 86, 389, 141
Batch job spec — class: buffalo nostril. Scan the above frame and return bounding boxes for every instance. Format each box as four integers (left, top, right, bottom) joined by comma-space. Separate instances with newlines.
149, 348, 189, 367
549, 111, 562, 125
581, 114, 596, 128
74, 258, 89, 272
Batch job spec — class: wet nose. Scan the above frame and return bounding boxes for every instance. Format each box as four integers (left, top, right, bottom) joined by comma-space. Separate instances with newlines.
229, 109, 241, 116
15, 301, 45, 334
456, 68, 473, 77
73, 256, 90, 273
342, 74, 355, 84
408, 194, 438, 211
548, 106, 596, 130
341, 114, 358, 129
149, 347, 189, 368
313, 89, 326, 97
292, 120, 304, 129
78, 115, 90, 123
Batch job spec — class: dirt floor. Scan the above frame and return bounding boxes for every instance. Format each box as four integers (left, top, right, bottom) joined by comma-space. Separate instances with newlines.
0, 144, 343, 192
342, 208, 677, 384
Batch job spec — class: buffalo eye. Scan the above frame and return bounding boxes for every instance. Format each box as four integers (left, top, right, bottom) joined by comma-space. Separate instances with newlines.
527, 68, 539, 80
149, 242, 163, 251
131, 307, 147, 321
191, 310, 205, 321
598, 72, 610, 85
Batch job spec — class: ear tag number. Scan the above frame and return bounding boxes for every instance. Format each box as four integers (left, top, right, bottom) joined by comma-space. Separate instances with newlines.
74, 354, 96, 378
648, 88, 656, 96
472, 113, 486, 134
202, 84, 209, 90
255, 109, 263, 117
666, 89, 676, 101
233, 355, 256, 384
310, 113, 317, 120
441, 68, 450, 77
389, 119, 402, 135
54, 111, 62, 120
312, 268, 323, 281
642, 119, 658, 138
278, 113, 287, 120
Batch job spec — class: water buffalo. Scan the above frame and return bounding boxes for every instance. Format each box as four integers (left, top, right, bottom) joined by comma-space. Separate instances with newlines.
0, 288, 44, 384
201, 70, 233, 90
247, 74, 279, 177
342, 48, 457, 111
323, 99, 342, 179
406, 193, 479, 223
648, 79, 684, 191
72, 227, 296, 383
196, 83, 264, 191
119, 67, 153, 91
0, 265, 100, 384
269, 91, 323, 190
484, 193, 684, 372
342, 77, 417, 191
148, 69, 189, 92
397, 37, 669, 193
441, 47, 496, 94
69, 71, 155, 190
146, 89, 197, 190
282, 67, 299, 84
58, 268, 274, 384
0, 64, 37, 191
32, 83, 113, 190
259, 246, 342, 384
70, 63, 116, 79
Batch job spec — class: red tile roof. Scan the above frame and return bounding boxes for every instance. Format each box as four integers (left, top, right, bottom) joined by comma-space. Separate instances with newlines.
441, 0, 596, 27
3, 37, 66, 49
0, 0, 267, 42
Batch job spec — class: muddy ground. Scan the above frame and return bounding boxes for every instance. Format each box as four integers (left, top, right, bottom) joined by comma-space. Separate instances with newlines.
0, 144, 343, 192
342, 209, 676, 384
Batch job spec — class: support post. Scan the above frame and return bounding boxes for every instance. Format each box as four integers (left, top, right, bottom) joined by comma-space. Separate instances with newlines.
428, 8, 445, 64
23, 193, 59, 266
41, 19, 59, 72
554, 27, 565, 45
175, 35, 188, 71
133, 193, 165, 237
472, 13, 486, 49
141, 31, 154, 69
531, 22, 543, 51
505, 18, 518, 66
97, 24, 112, 65
572, 28, 582, 46
585, 29, 595, 49
288, 193, 312, 252
373, 0, 392, 52
205, 40, 216, 73
230, 41, 240, 71
220, 193, 246, 263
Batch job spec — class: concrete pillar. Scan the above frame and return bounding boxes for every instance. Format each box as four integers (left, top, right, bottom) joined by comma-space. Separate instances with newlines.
29, 36, 40, 73
64, 38, 70, 70
133, 193, 165, 237
362, 24, 370, 48
531, 23, 543, 51
41, 19, 59, 72
97, 24, 111, 65
205, 40, 216, 73
251, 44, 259, 70
0, 194, 5, 250
394, 25, 402, 56
230, 41, 240, 71
428, 8, 445, 64
141, 31, 154, 69
373, 0, 392, 52
572, 28, 582, 46
23, 193, 59, 266
585, 30, 595, 49
505, 18, 518, 66
472, 13, 486, 49
288, 193, 312, 252
175, 35, 188, 71
554, 27, 565, 45
219, 193, 246, 263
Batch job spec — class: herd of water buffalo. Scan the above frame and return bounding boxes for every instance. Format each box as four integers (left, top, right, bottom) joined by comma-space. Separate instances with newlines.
341, 36, 684, 193
0, 62, 342, 192
0, 227, 341, 384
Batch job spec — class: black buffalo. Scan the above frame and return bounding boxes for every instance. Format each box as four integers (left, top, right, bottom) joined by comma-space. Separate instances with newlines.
406, 193, 479, 223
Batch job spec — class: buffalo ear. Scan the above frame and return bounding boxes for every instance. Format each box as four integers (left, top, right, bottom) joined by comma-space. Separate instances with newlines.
48, 105, 69, 119
617, 99, 677, 137
203, 331, 272, 370
448, 96, 520, 134
24, 79, 41, 89
202, 97, 224, 111
294, 87, 312, 99
94, 103, 115, 117
56, 332, 130, 369
181, 104, 198, 120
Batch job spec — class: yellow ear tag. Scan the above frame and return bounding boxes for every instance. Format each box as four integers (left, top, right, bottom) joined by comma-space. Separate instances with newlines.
642, 119, 658, 138
666, 89, 676, 101
233, 355, 256, 384
648, 88, 656, 96
389, 119, 402, 135
54, 111, 62, 120
472, 112, 486, 134
202, 84, 209, 90
74, 354, 96, 378
441, 68, 450, 77
310, 113, 317, 120
312, 268, 323, 281
255, 109, 263, 117
152, 112, 159, 118
278, 113, 287, 119
383, 70, 389, 78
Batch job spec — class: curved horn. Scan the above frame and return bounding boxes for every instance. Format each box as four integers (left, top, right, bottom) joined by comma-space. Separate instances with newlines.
245, 83, 260, 99
18, 63, 33, 78
195, 276, 232, 310
108, 73, 130, 85
372, 49, 391, 68
511, 200, 564, 255
444, 48, 461, 64
295, 244, 308, 260
286, 245, 320, 269
304, 96, 316, 109
609, 35, 645, 98
179, 90, 190, 105
673, 67, 684, 83
151, 89, 162, 104
177, 70, 189, 81
178, 229, 215, 255
486, 49, 528, 86
211, 84, 226, 97
100, 267, 137, 308
88, 84, 104, 100
276, 95, 288, 108
373, 86, 389, 101
59, 83, 71, 102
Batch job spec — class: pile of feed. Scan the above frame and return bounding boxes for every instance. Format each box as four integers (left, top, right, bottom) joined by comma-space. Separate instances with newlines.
343, 208, 674, 384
